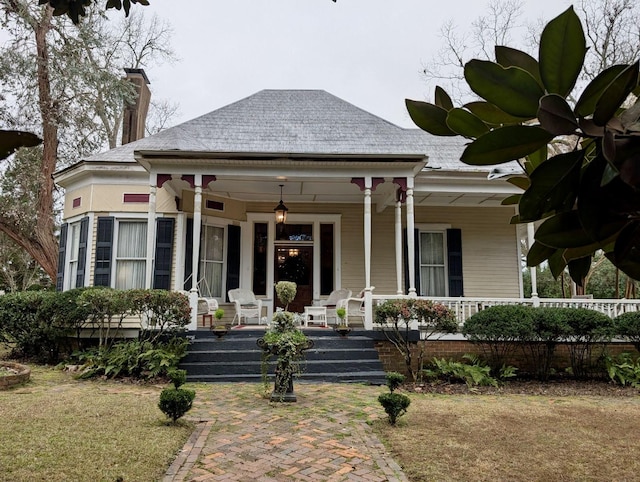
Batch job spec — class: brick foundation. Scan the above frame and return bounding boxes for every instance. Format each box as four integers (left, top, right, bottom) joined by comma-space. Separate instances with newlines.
374, 339, 639, 378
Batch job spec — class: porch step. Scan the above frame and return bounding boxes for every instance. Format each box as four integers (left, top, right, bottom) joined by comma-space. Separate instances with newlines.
180, 329, 387, 384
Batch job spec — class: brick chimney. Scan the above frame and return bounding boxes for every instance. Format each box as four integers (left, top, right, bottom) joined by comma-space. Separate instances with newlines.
121, 68, 151, 145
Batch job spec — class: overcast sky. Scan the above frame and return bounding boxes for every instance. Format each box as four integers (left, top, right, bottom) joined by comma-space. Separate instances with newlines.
133, 0, 568, 128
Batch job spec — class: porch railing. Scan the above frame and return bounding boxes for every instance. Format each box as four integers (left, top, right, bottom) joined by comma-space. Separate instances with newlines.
370, 295, 640, 326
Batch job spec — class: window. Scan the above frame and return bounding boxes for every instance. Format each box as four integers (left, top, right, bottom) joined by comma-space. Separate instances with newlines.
419, 231, 447, 296
199, 224, 225, 298
66, 222, 81, 290
115, 221, 147, 290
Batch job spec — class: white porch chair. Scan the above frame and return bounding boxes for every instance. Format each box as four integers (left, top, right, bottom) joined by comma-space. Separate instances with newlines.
336, 287, 373, 326
319, 288, 352, 324
228, 288, 263, 326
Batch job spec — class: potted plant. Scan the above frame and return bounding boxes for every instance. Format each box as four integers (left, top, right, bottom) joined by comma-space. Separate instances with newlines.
257, 282, 313, 402
211, 308, 228, 338
335, 307, 351, 337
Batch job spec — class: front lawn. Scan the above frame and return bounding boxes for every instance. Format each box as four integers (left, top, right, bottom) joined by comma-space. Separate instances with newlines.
0, 365, 192, 482
375, 391, 640, 481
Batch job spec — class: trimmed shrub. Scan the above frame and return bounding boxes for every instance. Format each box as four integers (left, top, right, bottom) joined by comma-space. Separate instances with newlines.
562, 308, 613, 379
0, 291, 65, 362
385, 372, 405, 392
159, 369, 195, 423
130, 290, 190, 343
462, 305, 535, 371
613, 312, 640, 352
378, 371, 411, 425
522, 307, 571, 380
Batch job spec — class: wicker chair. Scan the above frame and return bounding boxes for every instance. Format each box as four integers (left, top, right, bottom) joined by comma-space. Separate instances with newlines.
228, 288, 263, 325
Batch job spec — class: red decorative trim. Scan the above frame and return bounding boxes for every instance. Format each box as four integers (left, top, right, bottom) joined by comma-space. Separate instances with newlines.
123, 193, 150, 203
350, 178, 365, 191
393, 177, 407, 191
350, 177, 385, 191
72, 197, 81, 208
396, 188, 407, 203
181, 174, 195, 188
203, 175, 217, 188
157, 174, 172, 188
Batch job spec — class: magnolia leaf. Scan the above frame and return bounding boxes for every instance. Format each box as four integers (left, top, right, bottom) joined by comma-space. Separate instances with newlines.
578, 118, 605, 137
406, 99, 457, 136
536, 211, 593, 249
463, 101, 526, 125
539, 6, 586, 97
0, 130, 42, 160
507, 177, 530, 190
538, 94, 579, 135
446, 108, 489, 138
575, 64, 628, 117
495, 45, 542, 85
461, 125, 553, 165
464, 60, 544, 118
568, 256, 591, 286
519, 150, 583, 221
525, 145, 548, 173
434, 86, 454, 111
609, 222, 640, 280
594, 61, 640, 126
548, 249, 568, 279
527, 241, 557, 267
501, 194, 521, 205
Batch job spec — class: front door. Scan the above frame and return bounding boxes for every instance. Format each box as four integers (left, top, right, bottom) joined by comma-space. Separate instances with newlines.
274, 245, 313, 313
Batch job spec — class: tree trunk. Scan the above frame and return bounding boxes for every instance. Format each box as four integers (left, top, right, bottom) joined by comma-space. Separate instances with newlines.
0, 3, 59, 281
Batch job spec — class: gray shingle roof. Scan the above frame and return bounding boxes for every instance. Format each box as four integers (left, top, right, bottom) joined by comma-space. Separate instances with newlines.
84, 89, 522, 175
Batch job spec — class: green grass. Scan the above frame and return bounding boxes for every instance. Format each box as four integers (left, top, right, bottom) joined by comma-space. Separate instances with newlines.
0, 364, 192, 482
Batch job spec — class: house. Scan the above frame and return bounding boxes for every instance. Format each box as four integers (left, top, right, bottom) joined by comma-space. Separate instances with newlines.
53, 70, 527, 331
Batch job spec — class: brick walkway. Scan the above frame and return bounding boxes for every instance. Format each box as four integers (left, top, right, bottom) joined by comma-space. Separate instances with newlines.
163, 382, 408, 481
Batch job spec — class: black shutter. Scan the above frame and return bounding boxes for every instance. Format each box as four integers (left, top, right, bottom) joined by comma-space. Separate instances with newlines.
56, 223, 68, 292
226, 224, 241, 300
153, 217, 175, 290
75, 217, 89, 288
403, 228, 421, 295
94, 217, 114, 287
184, 217, 193, 291
447, 228, 464, 297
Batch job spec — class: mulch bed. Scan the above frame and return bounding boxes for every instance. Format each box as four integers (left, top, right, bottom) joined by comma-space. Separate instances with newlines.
408, 379, 640, 397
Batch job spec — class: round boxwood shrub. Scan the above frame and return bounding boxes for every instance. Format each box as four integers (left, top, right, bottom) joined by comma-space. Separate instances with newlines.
561, 308, 613, 379
462, 305, 535, 370
613, 312, 640, 352
158, 369, 195, 423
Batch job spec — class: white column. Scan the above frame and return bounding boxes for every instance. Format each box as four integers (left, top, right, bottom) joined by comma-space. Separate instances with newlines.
527, 222, 540, 307
406, 178, 416, 296
189, 176, 203, 330
363, 177, 374, 329
395, 198, 403, 295
144, 175, 157, 289
364, 177, 372, 290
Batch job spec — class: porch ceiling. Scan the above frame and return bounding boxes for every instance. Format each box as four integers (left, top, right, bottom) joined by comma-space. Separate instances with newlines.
162, 176, 515, 209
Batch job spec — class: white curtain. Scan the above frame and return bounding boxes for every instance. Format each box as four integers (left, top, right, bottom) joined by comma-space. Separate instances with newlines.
116, 221, 147, 290
199, 225, 224, 298
68, 223, 81, 289
420, 232, 446, 296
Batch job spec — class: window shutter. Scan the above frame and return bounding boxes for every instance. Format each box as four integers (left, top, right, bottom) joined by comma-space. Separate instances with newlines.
94, 217, 114, 287
56, 223, 68, 292
153, 218, 175, 290
447, 228, 464, 297
226, 224, 241, 301
403, 228, 421, 294
75, 217, 89, 288
184, 217, 193, 291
